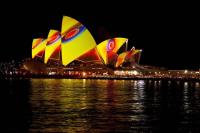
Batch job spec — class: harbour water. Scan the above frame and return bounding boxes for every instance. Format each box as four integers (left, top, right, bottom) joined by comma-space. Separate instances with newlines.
2, 79, 200, 132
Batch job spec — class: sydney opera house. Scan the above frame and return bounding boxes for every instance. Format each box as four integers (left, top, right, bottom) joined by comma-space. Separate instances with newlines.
23, 16, 143, 77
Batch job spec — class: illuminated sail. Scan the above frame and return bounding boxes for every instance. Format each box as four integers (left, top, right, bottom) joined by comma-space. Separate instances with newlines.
44, 30, 61, 64
126, 46, 135, 60
126, 49, 142, 63
97, 37, 128, 65
61, 16, 97, 66
96, 39, 108, 64
107, 38, 128, 53
32, 38, 46, 59
77, 48, 102, 63
31, 16, 142, 66
115, 52, 129, 67
134, 50, 142, 64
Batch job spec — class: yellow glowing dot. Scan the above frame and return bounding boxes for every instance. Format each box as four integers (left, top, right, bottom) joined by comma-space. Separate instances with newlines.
82, 72, 86, 76
133, 70, 138, 75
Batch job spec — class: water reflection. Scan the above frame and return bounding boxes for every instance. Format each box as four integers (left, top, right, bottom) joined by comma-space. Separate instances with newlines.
14, 79, 198, 132
29, 79, 148, 132
195, 82, 200, 88
183, 82, 191, 114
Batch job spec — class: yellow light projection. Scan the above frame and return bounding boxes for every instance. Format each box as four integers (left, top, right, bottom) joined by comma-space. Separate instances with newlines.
96, 40, 108, 64
111, 38, 128, 53
126, 47, 139, 59
131, 49, 141, 56
44, 30, 61, 64
134, 50, 142, 64
77, 48, 102, 63
125, 49, 142, 64
32, 38, 47, 58
31, 16, 142, 67
61, 16, 97, 66
97, 38, 128, 65
115, 52, 129, 67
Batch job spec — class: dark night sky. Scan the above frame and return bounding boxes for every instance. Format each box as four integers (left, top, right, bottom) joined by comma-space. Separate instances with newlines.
0, 1, 199, 69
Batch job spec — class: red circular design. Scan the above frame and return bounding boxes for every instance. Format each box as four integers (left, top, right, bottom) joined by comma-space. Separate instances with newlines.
65, 28, 79, 39
48, 33, 60, 45
109, 41, 115, 50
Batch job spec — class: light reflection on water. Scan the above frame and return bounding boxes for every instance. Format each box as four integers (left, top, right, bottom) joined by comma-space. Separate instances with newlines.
25, 79, 200, 132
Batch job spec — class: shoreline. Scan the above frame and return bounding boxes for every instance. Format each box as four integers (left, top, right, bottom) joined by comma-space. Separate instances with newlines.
1, 75, 200, 81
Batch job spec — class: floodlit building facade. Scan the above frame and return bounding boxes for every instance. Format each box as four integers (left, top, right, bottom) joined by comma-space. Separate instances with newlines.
32, 16, 142, 68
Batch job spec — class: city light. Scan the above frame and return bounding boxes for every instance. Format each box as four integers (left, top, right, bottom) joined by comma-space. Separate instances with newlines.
132, 70, 138, 75
82, 72, 86, 76
48, 72, 56, 75
184, 70, 188, 74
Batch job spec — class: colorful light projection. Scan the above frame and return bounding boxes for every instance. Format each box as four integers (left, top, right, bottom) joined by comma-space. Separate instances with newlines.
44, 30, 61, 64
115, 47, 142, 67
97, 38, 128, 65
61, 16, 97, 66
126, 49, 142, 63
32, 16, 142, 67
115, 52, 129, 67
32, 38, 47, 59
77, 48, 102, 63
133, 50, 142, 64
